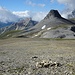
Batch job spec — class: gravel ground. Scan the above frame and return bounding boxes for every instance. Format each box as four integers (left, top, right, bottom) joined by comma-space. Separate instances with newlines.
0, 38, 75, 75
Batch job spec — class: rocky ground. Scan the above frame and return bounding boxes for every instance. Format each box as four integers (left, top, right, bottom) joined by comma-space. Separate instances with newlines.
0, 38, 75, 75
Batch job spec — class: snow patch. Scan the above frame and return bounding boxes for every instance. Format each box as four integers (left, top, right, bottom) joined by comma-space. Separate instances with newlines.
35, 35, 38, 36
41, 25, 46, 29
47, 27, 51, 30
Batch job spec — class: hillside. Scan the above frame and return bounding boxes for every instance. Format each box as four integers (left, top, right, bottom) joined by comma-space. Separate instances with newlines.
0, 18, 38, 38
23, 10, 75, 39
0, 10, 75, 39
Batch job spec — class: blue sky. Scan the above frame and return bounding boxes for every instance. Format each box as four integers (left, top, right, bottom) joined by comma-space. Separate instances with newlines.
0, 0, 75, 22
0, 0, 65, 12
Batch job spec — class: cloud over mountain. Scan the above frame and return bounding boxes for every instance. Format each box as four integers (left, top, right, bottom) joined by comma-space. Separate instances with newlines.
13, 11, 47, 21
0, 7, 19, 23
13, 11, 30, 17
32, 12, 47, 21
52, 0, 75, 18
57, 0, 75, 10
0, 6, 47, 23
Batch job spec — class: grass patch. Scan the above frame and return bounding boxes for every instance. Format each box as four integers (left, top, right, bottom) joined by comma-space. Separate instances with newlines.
69, 18, 75, 20
0, 74, 3, 75
0, 52, 7, 55
0, 30, 21, 39
42, 38, 75, 40
51, 24, 69, 30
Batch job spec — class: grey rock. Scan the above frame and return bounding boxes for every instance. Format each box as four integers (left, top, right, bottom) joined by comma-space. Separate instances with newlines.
57, 34, 66, 38
70, 26, 75, 32
29, 9, 75, 32
25, 10, 75, 39
40, 26, 75, 39
0, 18, 38, 35
36, 60, 62, 68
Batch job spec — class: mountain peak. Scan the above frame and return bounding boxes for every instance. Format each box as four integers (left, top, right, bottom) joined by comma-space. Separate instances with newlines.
45, 10, 62, 19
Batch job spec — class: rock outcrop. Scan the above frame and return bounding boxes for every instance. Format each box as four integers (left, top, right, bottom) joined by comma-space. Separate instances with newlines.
45, 10, 62, 19
28, 10, 75, 39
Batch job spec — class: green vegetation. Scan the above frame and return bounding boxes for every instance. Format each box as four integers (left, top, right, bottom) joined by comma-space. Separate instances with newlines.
0, 74, 3, 75
42, 38, 75, 41
51, 24, 69, 30
0, 30, 21, 39
69, 18, 75, 20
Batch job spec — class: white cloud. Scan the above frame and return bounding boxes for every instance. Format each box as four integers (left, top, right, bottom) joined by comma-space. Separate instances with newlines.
0, 6, 19, 23
13, 11, 30, 17
38, 4, 45, 7
26, 0, 45, 7
51, 0, 75, 10
57, 0, 75, 10
13, 11, 47, 21
32, 12, 47, 21
27, 1, 36, 6
50, 0, 54, 3
56, 0, 75, 18
51, 0, 75, 18
61, 9, 72, 18
0, 6, 47, 23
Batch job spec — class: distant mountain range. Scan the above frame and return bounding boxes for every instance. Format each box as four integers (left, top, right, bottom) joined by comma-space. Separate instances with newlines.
0, 9, 75, 39
0, 18, 38, 36
0, 22, 14, 28
68, 10, 75, 19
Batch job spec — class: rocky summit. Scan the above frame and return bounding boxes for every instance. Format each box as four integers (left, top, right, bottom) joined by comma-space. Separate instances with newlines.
24, 10, 75, 39
30, 10, 75, 31
45, 10, 62, 19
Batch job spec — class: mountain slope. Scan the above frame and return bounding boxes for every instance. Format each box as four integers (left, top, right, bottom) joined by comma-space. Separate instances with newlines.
29, 10, 74, 32
0, 9, 75, 39
24, 10, 75, 39
0, 18, 38, 38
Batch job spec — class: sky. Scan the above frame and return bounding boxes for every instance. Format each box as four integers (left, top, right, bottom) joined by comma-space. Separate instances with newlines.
0, 0, 75, 22
0, 0, 65, 12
